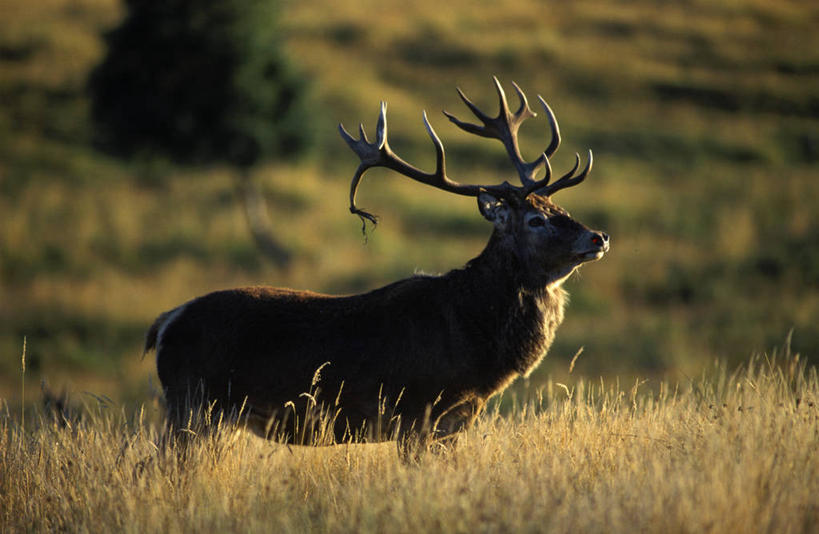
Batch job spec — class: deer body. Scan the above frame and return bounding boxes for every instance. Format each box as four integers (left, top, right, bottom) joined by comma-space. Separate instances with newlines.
145, 78, 609, 447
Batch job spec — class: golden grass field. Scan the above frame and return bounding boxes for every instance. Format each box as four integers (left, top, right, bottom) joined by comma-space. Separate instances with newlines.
2, 350, 817, 532
0, 0, 818, 530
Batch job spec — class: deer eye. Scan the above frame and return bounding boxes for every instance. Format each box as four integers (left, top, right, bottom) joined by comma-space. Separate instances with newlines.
528, 216, 546, 228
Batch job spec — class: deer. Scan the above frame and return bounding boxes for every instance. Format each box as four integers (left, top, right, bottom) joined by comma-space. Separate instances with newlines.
143, 77, 609, 453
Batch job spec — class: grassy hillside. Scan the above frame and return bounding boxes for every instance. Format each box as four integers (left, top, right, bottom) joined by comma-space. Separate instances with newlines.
1, 0, 818, 403
2, 353, 817, 532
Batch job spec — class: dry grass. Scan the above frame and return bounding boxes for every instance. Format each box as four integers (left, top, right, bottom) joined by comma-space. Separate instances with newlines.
2, 350, 817, 533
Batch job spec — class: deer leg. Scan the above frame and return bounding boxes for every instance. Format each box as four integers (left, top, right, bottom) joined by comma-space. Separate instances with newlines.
394, 398, 485, 462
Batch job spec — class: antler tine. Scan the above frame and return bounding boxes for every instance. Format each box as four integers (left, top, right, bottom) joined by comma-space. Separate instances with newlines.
535, 149, 593, 197
444, 79, 533, 137
443, 78, 547, 188
443, 88, 490, 138
493, 76, 512, 122
421, 110, 445, 174
510, 81, 537, 121
538, 96, 561, 157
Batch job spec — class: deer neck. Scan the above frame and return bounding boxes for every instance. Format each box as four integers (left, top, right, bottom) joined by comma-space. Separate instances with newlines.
457, 235, 568, 377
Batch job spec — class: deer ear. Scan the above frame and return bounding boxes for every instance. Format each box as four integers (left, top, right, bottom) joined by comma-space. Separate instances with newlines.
478, 193, 511, 228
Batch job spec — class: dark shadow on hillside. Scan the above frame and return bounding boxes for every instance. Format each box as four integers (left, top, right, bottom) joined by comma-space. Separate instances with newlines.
653, 82, 819, 119
2, 308, 147, 375
580, 128, 765, 167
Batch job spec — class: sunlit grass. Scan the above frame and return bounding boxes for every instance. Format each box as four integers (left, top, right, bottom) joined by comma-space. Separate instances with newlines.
2, 351, 817, 533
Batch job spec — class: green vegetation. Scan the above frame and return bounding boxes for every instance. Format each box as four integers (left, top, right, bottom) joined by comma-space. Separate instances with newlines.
1, 0, 817, 405
2, 353, 817, 532
89, 0, 311, 167
88, 0, 312, 264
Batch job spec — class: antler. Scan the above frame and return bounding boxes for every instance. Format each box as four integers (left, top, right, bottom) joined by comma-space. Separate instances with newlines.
338, 78, 592, 227
339, 102, 515, 226
445, 76, 592, 197
444, 77, 554, 189
534, 149, 593, 197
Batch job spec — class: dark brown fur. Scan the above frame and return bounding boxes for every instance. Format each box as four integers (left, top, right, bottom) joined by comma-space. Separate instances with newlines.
144, 194, 608, 447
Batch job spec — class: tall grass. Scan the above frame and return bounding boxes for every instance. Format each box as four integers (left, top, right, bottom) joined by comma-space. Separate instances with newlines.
1, 0, 817, 404
2, 351, 817, 533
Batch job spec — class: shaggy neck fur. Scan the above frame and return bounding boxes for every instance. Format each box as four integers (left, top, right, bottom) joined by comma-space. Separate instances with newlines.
448, 231, 569, 381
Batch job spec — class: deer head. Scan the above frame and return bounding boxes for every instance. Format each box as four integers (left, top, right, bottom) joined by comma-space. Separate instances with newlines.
339, 77, 609, 287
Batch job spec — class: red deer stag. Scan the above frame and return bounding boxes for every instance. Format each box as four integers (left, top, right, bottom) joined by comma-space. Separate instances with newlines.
144, 78, 609, 450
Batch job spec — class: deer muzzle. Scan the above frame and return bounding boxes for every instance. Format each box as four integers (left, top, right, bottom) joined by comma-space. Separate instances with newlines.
576, 231, 610, 262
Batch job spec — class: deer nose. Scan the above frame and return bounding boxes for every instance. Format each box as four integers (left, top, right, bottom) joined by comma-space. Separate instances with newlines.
591, 232, 609, 248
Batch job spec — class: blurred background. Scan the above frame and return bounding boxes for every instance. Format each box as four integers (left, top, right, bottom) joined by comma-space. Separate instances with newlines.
1, 0, 817, 408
